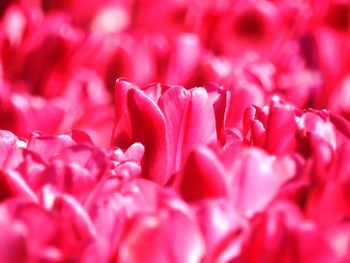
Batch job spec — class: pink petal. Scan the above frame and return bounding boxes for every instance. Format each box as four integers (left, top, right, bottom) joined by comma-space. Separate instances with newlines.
51, 194, 96, 240
176, 146, 227, 202
26, 133, 75, 162
51, 144, 108, 182
230, 148, 296, 216
0, 170, 37, 202
165, 33, 202, 84
212, 87, 231, 146
126, 88, 169, 184
0, 130, 18, 168
238, 201, 338, 263
69, 130, 94, 145
114, 79, 135, 124
158, 86, 217, 174
194, 199, 248, 263
118, 207, 205, 263
266, 102, 298, 155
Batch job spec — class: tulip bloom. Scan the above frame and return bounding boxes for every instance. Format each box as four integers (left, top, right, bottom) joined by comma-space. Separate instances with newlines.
1, 0, 350, 262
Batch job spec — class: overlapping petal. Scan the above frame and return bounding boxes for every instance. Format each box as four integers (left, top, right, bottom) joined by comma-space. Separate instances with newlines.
0, 1, 350, 262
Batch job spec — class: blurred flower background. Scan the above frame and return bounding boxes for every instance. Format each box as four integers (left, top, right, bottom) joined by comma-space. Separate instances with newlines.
1, 0, 350, 262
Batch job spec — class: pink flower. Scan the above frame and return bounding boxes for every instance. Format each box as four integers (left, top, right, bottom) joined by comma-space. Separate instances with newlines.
243, 99, 298, 155
113, 79, 217, 184
1, 0, 350, 261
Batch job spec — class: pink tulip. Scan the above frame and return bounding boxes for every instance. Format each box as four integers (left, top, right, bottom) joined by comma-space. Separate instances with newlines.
243, 99, 298, 155
113, 79, 217, 184
1, 0, 350, 261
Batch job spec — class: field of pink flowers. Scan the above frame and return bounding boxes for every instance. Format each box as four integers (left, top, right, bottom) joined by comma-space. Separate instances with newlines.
1, 0, 350, 262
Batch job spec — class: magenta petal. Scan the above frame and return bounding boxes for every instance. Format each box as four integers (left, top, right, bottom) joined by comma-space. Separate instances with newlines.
112, 112, 133, 149
9, 94, 65, 137
83, 176, 122, 213
114, 80, 169, 183
0, 130, 18, 168
227, 87, 264, 129
158, 86, 217, 174
114, 79, 135, 124
15, 149, 46, 190
212, 88, 231, 146
165, 34, 202, 84
141, 83, 171, 102
118, 207, 205, 263
266, 103, 298, 155
176, 147, 227, 202
324, 223, 350, 261
299, 111, 336, 148
231, 148, 295, 215
238, 201, 338, 263
334, 142, 350, 182
0, 217, 27, 263
309, 135, 334, 179
52, 144, 108, 182
329, 112, 350, 139
194, 199, 247, 263
69, 130, 94, 145
45, 147, 107, 200
127, 88, 169, 184
51, 194, 96, 240
251, 119, 266, 148
0, 170, 37, 202
14, 202, 83, 260
112, 161, 141, 180
26, 133, 75, 162
84, 179, 167, 261
123, 142, 145, 163
243, 105, 257, 142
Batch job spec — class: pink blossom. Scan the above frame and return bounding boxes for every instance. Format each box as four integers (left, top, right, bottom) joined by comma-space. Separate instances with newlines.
1, 1, 350, 262
113, 79, 217, 184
